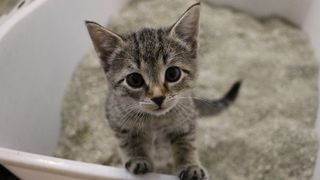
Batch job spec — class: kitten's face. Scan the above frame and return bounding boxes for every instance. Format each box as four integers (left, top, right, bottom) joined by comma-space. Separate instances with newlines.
108, 29, 197, 116
86, 4, 200, 116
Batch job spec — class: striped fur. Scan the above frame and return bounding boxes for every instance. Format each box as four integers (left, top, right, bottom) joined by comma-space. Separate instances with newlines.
85, 3, 240, 180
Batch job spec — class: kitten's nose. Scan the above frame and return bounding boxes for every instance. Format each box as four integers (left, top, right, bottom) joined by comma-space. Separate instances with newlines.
151, 96, 165, 106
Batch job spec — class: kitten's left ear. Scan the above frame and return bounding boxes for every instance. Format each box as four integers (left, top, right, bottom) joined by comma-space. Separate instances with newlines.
169, 3, 200, 46
85, 21, 124, 65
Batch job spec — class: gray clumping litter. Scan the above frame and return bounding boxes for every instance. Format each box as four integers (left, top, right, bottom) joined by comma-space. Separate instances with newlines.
55, 0, 319, 179
0, 0, 19, 16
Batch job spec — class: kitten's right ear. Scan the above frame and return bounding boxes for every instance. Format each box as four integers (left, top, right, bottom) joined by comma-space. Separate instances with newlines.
85, 21, 123, 61
169, 3, 200, 48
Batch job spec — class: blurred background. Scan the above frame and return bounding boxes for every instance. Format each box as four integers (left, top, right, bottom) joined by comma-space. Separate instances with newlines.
0, 0, 19, 16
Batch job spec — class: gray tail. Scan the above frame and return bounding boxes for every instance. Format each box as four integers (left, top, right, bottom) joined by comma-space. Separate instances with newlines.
194, 81, 242, 117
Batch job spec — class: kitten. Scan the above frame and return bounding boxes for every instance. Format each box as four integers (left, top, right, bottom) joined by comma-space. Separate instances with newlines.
86, 3, 240, 180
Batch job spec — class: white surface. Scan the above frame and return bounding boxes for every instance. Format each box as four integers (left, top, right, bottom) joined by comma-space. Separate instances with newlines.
0, 147, 177, 180
0, 0, 128, 155
0, 0, 319, 179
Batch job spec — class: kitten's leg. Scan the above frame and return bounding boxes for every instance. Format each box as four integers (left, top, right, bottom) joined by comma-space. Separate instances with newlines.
116, 131, 153, 174
169, 130, 208, 180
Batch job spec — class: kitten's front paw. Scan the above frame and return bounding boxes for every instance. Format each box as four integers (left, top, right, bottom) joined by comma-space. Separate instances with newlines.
125, 157, 153, 175
178, 165, 208, 180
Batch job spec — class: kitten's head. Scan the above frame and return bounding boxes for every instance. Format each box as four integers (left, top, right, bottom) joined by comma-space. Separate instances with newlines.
86, 3, 200, 116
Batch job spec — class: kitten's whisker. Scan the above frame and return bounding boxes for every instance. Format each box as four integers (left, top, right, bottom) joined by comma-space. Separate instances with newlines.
174, 104, 190, 128
126, 110, 139, 134
139, 102, 153, 105
119, 113, 133, 130
177, 96, 212, 105
178, 96, 210, 102
137, 112, 145, 134
132, 111, 145, 135
178, 103, 190, 116
118, 106, 137, 130
135, 112, 141, 131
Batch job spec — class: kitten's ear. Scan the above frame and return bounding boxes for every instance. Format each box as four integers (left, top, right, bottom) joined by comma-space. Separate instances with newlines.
85, 21, 123, 61
169, 3, 200, 46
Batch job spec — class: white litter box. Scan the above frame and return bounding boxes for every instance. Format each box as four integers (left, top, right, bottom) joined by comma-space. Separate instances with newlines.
0, 0, 319, 179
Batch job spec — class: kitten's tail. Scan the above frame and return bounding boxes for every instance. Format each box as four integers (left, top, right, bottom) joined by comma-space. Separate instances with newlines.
194, 81, 242, 117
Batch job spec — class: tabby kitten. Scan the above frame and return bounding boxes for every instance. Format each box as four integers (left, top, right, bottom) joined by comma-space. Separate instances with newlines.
86, 3, 240, 180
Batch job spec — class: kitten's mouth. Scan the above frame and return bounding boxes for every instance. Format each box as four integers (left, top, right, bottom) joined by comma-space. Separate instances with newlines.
149, 106, 172, 116
153, 107, 161, 110
140, 99, 177, 116
153, 106, 165, 112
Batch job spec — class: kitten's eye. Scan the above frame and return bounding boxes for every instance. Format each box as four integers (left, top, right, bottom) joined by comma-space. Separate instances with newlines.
126, 73, 144, 88
165, 66, 181, 83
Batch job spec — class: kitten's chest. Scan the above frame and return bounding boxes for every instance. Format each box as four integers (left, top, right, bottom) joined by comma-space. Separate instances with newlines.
147, 130, 174, 172
149, 128, 167, 145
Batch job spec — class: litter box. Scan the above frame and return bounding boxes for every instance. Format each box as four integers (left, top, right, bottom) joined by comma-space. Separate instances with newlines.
0, 0, 319, 179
